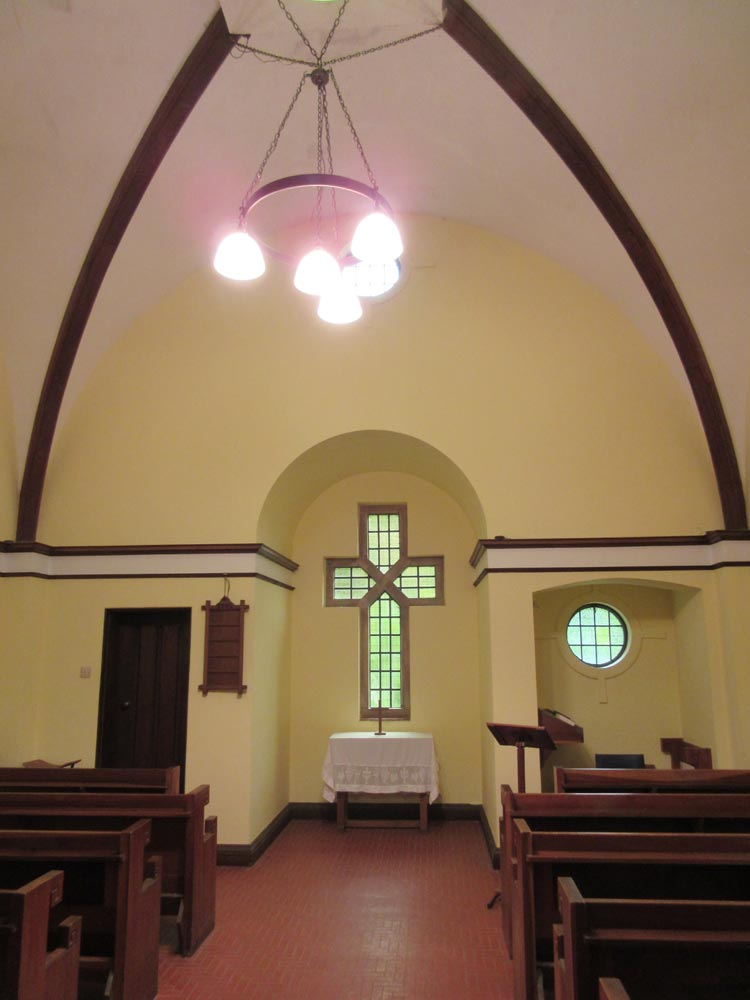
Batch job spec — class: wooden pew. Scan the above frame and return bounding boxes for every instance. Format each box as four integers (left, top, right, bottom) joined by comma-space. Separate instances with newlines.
499, 784, 750, 956
554, 876, 750, 1000
660, 737, 713, 769
0, 766, 180, 794
511, 822, 750, 1000
0, 870, 81, 1000
0, 820, 161, 1000
0, 786, 217, 956
554, 767, 750, 793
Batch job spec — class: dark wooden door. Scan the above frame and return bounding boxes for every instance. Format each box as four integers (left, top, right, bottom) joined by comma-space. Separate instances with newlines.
97, 609, 190, 790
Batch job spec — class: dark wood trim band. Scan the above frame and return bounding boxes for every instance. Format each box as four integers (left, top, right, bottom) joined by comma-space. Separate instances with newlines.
474, 562, 750, 586
470, 530, 750, 567
0, 539, 299, 572
442, 0, 747, 530
15, 9, 238, 542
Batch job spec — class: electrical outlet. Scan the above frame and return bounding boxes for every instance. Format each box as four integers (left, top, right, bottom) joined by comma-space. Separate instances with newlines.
80, 666, 92, 679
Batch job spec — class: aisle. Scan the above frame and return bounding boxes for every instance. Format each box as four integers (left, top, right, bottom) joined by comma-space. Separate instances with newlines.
157, 819, 512, 999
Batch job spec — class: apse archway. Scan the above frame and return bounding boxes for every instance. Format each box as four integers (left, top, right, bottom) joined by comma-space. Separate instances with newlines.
257, 429, 486, 555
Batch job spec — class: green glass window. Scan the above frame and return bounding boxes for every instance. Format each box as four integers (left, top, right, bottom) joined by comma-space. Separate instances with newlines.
567, 603, 628, 667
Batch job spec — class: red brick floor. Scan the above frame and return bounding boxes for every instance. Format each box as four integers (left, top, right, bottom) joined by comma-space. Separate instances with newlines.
157, 819, 513, 999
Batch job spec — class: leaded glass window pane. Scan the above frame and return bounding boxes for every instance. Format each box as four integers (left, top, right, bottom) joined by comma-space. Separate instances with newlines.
567, 603, 628, 667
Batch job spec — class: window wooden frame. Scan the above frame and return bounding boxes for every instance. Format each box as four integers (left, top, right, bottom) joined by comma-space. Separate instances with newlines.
325, 503, 444, 722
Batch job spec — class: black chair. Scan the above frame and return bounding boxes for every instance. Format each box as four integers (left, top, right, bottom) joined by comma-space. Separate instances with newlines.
594, 753, 645, 768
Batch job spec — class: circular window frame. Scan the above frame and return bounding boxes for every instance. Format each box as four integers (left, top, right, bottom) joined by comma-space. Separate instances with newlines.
555, 591, 643, 680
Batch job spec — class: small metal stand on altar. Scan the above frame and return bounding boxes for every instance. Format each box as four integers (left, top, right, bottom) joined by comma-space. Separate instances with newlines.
375, 699, 386, 735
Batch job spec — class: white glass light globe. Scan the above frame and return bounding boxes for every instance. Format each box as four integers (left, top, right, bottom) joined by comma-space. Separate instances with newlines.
351, 211, 403, 264
317, 280, 363, 325
293, 248, 341, 296
213, 231, 265, 280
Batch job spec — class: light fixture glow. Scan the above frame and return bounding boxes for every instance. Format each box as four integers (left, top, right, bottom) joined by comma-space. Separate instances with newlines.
213, 231, 265, 280
351, 211, 403, 264
293, 247, 341, 296
317, 280, 363, 324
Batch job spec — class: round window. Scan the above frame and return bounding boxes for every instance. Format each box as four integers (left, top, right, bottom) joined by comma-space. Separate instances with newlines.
566, 603, 628, 667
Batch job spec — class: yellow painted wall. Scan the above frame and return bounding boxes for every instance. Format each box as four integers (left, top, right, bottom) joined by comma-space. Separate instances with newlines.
0, 574, 290, 845
40, 216, 719, 545
0, 578, 45, 765
288, 471, 482, 804
0, 347, 17, 539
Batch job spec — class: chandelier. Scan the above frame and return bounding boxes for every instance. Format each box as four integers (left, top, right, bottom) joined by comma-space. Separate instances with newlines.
213, 0, 438, 324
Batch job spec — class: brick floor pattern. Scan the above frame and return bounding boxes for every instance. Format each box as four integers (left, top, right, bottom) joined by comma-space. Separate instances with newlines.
157, 819, 513, 999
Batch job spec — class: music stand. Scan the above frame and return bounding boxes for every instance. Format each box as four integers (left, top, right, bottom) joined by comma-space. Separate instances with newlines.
486, 722, 556, 793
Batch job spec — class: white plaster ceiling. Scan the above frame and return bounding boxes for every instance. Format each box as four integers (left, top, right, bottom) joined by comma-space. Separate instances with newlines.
1, 1, 749, 503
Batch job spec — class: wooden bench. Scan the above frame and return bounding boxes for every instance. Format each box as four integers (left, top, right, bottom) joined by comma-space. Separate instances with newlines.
0, 820, 161, 1000
0, 766, 180, 794
554, 767, 750, 793
0, 786, 217, 956
659, 737, 713, 769
510, 823, 750, 1000
0, 869, 81, 1000
554, 876, 750, 1000
499, 785, 750, 956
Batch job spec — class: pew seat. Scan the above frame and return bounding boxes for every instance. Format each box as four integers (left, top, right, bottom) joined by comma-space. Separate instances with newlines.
554, 877, 750, 1000
0, 869, 81, 1000
0, 820, 161, 1000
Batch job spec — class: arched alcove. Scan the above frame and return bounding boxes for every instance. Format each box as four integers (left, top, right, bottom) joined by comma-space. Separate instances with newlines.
257, 429, 487, 553
532, 577, 714, 787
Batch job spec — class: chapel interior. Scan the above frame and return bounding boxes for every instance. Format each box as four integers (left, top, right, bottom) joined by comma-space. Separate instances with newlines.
1, 2, 749, 996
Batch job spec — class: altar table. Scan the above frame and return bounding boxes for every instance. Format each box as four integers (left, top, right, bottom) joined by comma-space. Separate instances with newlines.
322, 731, 439, 830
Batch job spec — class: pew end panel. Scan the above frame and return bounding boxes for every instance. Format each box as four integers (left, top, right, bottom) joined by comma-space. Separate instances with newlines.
0, 869, 81, 1000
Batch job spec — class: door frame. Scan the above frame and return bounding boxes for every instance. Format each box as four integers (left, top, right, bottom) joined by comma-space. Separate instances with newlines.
96, 607, 191, 789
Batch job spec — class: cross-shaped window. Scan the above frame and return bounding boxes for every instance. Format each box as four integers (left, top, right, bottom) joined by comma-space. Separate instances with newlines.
325, 504, 444, 720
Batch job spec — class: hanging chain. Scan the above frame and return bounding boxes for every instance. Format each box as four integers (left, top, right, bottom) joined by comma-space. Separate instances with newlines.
329, 70, 377, 191
326, 23, 442, 66
239, 70, 307, 220
275, 0, 351, 65
233, 1, 442, 226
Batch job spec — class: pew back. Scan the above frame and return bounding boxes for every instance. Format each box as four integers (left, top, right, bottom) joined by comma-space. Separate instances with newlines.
0, 787, 216, 956
0, 820, 161, 1000
0, 766, 180, 794
554, 768, 750, 793
556, 877, 750, 1000
512, 822, 750, 1000
499, 785, 750, 955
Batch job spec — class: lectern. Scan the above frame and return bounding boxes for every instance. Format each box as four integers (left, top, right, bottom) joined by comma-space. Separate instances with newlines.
486, 722, 556, 793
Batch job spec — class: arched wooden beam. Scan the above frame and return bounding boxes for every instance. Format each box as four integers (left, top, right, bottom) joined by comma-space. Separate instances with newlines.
15, 9, 237, 541
443, 0, 747, 530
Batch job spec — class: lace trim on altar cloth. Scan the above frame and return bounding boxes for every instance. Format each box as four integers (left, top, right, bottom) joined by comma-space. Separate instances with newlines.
332, 763, 433, 789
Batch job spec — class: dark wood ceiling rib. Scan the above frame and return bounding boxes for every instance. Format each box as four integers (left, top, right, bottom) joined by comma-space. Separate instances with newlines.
15, 9, 237, 542
443, 0, 747, 531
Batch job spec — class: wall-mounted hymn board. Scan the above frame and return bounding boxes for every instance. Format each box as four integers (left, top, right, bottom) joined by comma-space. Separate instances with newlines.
200, 594, 248, 695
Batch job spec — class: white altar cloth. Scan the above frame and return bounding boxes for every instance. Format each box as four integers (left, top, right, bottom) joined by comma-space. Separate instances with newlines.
322, 731, 439, 803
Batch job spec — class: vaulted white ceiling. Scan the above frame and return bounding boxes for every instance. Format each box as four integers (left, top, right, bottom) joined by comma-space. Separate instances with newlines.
2, 1, 749, 526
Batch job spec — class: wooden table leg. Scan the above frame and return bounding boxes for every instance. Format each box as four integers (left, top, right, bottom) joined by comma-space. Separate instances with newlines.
419, 792, 428, 831
336, 791, 348, 829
